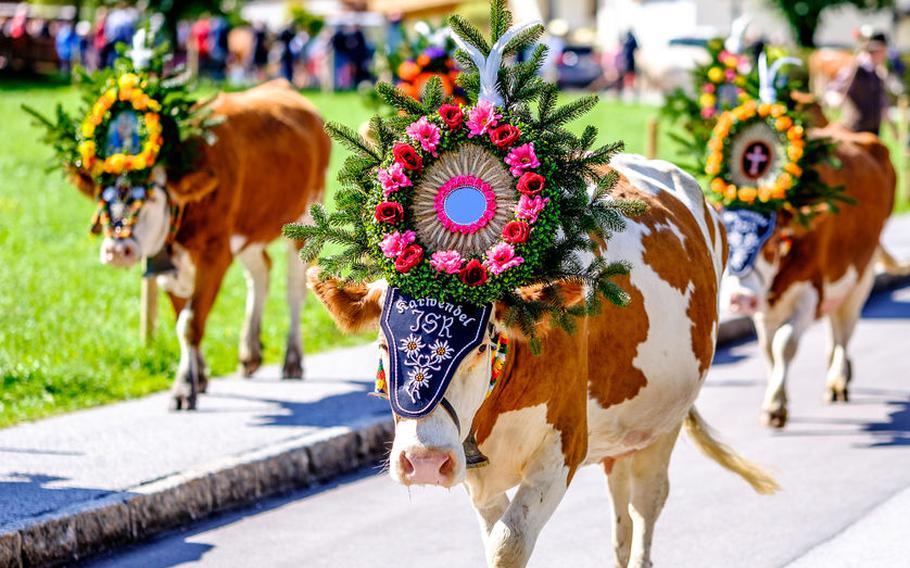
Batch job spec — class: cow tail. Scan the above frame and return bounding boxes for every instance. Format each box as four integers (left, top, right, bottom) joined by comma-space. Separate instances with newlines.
877, 245, 910, 276
684, 407, 779, 495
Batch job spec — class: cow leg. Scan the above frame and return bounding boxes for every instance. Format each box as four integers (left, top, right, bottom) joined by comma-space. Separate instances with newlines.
237, 244, 270, 378
172, 248, 232, 411
605, 457, 633, 568
624, 426, 680, 568
282, 240, 306, 379
825, 266, 874, 403
166, 292, 209, 393
483, 441, 571, 567
759, 288, 818, 428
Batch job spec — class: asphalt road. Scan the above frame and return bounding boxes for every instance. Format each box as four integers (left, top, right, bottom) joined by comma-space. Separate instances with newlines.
86, 284, 910, 568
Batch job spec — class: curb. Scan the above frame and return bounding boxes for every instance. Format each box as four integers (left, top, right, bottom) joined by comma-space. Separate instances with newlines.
0, 417, 393, 568
2, 271, 907, 568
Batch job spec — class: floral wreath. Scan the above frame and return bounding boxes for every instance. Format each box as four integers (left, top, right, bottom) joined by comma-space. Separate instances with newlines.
698, 39, 751, 119
287, 1, 639, 347
77, 73, 163, 179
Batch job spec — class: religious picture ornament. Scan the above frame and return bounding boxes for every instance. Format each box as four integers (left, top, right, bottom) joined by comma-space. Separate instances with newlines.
703, 53, 845, 219
287, 0, 640, 351
24, 29, 219, 239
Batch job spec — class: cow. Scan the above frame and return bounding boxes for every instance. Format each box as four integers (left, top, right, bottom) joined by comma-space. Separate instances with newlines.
307, 154, 778, 567
722, 96, 899, 428
66, 80, 331, 410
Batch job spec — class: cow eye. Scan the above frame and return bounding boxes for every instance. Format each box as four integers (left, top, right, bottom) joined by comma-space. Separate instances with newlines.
478, 344, 487, 353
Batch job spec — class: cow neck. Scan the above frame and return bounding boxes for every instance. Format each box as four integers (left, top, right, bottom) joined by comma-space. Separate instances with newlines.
464, 330, 517, 468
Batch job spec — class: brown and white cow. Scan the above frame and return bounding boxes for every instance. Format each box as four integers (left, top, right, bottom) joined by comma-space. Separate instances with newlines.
722, 102, 897, 428
308, 154, 777, 567
67, 80, 330, 410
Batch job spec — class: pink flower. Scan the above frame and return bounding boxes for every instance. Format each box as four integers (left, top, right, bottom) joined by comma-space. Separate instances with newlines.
377, 162, 412, 196
484, 243, 524, 275
702, 83, 716, 94
405, 116, 441, 157
700, 107, 716, 119
725, 68, 737, 81
516, 194, 549, 224
504, 142, 540, 177
379, 230, 416, 258
466, 100, 501, 138
429, 250, 464, 274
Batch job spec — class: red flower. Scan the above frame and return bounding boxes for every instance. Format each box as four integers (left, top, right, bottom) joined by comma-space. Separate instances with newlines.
374, 201, 404, 224
438, 104, 464, 129
393, 143, 423, 171
502, 221, 530, 244
459, 259, 488, 286
489, 124, 521, 149
395, 244, 424, 273
516, 172, 545, 196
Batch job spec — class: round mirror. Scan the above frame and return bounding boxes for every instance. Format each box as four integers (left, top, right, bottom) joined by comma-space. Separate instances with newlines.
443, 186, 487, 226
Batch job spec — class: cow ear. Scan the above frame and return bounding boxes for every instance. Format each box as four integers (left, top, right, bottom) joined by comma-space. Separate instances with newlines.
789, 91, 829, 128
493, 280, 586, 342
65, 166, 97, 198
307, 267, 385, 333
166, 170, 218, 205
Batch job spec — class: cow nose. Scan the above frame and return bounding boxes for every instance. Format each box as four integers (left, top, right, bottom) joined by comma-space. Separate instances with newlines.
101, 238, 140, 268
399, 448, 455, 486
730, 291, 758, 315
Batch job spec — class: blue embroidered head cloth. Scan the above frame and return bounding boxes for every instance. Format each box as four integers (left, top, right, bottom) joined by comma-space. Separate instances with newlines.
722, 208, 777, 277
380, 287, 492, 419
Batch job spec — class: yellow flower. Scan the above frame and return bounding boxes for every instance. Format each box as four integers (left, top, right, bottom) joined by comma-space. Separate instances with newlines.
707, 66, 724, 83
91, 161, 104, 177
118, 73, 140, 91
132, 155, 148, 170
705, 161, 721, 176
81, 121, 95, 138
784, 162, 803, 178
738, 186, 758, 203
777, 173, 794, 189
771, 104, 787, 118
103, 89, 117, 104
722, 54, 739, 68
105, 153, 126, 174
130, 90, 147, 110
147, 99, 161, 112
770, 185, 787, 199
787, 145, 804, 161
699, 93, 717, 109
78, 140, 96, 163
775, 116, 793, 131
758, 187, 772, 202
724, 183, 738, 201
119, 87, 133, 102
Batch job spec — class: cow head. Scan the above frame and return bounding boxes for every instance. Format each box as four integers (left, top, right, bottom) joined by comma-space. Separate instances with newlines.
308, 269, 499, 488
67, 162, 218, 269
721, 208, 804, 315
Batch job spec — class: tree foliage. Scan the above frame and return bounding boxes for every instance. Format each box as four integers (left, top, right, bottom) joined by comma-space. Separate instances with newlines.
766, 0, 894, 47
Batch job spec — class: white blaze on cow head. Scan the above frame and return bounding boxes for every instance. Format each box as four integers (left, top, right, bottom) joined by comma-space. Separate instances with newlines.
307, 269, 497, 488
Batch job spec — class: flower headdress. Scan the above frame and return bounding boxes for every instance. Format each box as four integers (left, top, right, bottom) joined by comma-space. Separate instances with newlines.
24, 31, 218, 208
286, 0, 641, 350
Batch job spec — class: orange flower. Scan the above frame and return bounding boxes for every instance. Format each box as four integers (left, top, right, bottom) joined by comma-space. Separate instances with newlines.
787, 145, 804, 161
770, 185, 787, 199
417, 54, 431, 67
775, 116, 793, 131
758, 186, 773, 202
710, 177, 726, 194
771, 104, 787, 118
784, 162, 803, 177
787, 125, 804, 141
737, 186, 758, 203
397, 60, 421, 82
758, 103, 772, 117
777, 172, 794, 189
724, 183, 738, 201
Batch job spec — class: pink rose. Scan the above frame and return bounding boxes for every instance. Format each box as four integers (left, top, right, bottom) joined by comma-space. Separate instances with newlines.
429, 250, 464, 274
504, 142, 540, 177
379, 230, 416, 258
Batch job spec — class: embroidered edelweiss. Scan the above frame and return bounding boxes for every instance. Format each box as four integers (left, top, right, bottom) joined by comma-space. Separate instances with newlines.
429, 339, 454, 361
399, 334, 425, 355
406, 366, 432, 402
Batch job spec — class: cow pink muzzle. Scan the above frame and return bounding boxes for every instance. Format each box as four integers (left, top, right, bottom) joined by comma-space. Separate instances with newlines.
729, 290, 759, 315
100, 237, 141, 268
397, 447, 457, 486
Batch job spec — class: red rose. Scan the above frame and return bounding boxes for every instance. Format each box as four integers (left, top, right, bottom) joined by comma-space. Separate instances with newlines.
502, 221, 530, 244
489, 124, 521, 149
458, 259, 488, 286
516, 172, 545, 196
393, 143, 423, 171
395, 244, 424, 273
374, 201, 404, 224
438, 104, 464, 129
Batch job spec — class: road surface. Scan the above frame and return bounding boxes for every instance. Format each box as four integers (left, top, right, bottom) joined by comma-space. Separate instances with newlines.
86, 284, 910, 568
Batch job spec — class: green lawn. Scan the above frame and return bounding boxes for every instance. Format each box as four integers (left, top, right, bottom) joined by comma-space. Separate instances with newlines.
0, 81, 669, 426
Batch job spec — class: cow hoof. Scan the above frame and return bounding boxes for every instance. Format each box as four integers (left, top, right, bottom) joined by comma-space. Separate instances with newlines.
282, 352, 304, 380
239, 358, 262, 378
170, 393, 197, 411
825, 387, 849, 403
761, 408, 788, 429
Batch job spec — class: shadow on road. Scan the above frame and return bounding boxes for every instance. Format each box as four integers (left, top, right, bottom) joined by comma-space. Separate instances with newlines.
0, 473, 115, 526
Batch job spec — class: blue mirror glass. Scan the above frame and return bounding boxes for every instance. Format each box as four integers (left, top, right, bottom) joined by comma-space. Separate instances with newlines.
443, 186, 487, 226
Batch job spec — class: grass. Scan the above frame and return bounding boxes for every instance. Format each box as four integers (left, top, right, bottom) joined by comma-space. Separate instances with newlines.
0, 80, 669, 426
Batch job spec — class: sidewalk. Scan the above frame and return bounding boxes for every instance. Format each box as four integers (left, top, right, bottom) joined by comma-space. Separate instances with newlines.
2, 215, 909, 567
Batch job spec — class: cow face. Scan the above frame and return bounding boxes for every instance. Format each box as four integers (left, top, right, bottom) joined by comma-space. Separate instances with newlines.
308, 269, 497, 487
69, 166, 170, 268
721, 209, 787, 315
